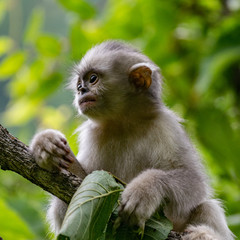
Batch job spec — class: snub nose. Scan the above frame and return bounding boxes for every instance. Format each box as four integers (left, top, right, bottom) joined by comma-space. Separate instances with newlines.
80, 86, 88, 94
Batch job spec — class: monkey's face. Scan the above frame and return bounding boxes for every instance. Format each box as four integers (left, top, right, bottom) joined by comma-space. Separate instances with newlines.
74, 72, 104, 118
76, 71, 100, 115
73, 56, 126, 119
71, 41, 162, 120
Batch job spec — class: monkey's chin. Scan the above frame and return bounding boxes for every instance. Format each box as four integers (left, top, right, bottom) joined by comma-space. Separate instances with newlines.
79, 101, 97, 115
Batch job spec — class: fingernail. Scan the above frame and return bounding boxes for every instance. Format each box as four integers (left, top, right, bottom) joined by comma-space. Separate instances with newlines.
61, 138, 67, 144
64, 145, 70, 152
67, 155, 75, 163
61, 162, 69, 169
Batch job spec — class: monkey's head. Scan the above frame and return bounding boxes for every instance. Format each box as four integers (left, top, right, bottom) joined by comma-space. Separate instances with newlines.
69, 40, 162, 121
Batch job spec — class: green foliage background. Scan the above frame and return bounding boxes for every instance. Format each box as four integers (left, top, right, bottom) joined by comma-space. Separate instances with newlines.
0, 0, 239, 239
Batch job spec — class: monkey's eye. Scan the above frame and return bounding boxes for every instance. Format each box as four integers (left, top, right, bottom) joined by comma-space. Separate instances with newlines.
77, 83, 82, 92
89, 73, 98, 85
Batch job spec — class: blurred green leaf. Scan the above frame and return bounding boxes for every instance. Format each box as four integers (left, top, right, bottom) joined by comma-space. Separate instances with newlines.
58, 0, 95, 19
196, 107, 240, 179
24, 7, 44, 44
196, 46, 240, 94
70, 22, 92, 59
0, 51, 26, 80
8, 60, 45, 98
0, 199, 35, 240
0, 36, 14, 55
36, 35, 62, 57
198, 0, 221, 11
2, 98, 39, 126
0, 0, 7, 23
7, 198, 47, 237
33, 72, 63, 99
40, 106, 69, 129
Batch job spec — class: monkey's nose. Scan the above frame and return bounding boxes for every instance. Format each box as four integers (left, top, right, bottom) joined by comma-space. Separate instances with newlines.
80, 87, 89, 94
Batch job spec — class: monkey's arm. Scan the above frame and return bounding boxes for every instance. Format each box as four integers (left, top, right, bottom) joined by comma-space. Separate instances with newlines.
119, 168, 207, 229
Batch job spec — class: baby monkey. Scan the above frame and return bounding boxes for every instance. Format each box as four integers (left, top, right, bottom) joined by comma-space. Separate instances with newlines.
30, 40, 234, 239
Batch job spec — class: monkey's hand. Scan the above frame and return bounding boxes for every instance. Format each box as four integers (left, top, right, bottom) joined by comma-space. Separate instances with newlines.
29, 129, 76, 172
118, 170, 163, 230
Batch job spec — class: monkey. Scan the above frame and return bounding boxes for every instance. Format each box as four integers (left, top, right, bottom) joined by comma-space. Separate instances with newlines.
30, 40, 234, 240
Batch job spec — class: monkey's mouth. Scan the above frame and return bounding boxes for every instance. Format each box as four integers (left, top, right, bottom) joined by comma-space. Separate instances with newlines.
79, 96, 97, 108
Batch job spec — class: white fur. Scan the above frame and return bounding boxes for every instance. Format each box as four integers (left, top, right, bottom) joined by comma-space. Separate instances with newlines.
129, 62, 159, 74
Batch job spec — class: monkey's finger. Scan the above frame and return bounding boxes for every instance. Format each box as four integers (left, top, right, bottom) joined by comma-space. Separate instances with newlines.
117, 207, 143, 232
117, 203, 125, 216
47, 144, 68, 157
63, 154, 75, 163
60, 137, 67, 145
113, 217, 122, 230
126, 209, 143, 228
60, 138, 73, 154
59, 160, 70, 169
42, 143, 72, 165
46, 156, 64, 172
54, 156, 70, 169
66, 147, 78, 162
50, 156, 69, 169
118, 204, 134, 223
50, 146, 76, 165
55, 140, 71, 153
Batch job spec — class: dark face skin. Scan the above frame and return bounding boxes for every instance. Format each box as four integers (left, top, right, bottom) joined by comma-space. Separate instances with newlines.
77, 71, 101, 115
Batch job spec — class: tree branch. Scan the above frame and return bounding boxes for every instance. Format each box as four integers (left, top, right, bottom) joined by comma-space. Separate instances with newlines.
0, 124, 86, 204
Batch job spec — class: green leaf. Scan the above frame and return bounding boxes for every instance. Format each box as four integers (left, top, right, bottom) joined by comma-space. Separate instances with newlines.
0, 36, 14, 56
196, 107, 240, 177
36, 35, 62, 57
7, 198, 47, 237
143, 214, 172, 240
2, 97, 39, 125
0, 51, 26, 80
24, 7, 44, 44
106, 209, 172, 240
32, 72, 63, 100
0, 199, 35, 240
8, 60, 45, 98
69, 22, 93, 59
0, 0, 7, 23
58, 171, 172, 240
195, 46, 240, 95
57, 171, 123, 240
58, 0, 95, 20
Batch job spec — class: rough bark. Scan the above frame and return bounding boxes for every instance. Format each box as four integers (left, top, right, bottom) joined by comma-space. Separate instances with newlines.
0, 124, 184, 239
0, 124, 86, 204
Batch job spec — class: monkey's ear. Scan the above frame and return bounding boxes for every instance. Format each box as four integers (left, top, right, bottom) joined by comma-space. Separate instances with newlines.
129, 63, 152, 89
